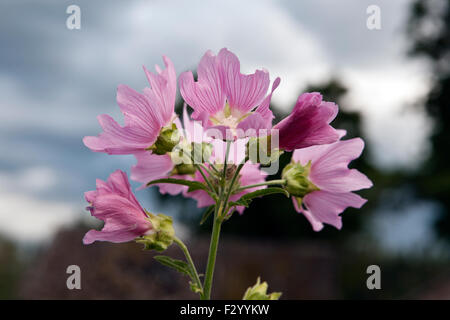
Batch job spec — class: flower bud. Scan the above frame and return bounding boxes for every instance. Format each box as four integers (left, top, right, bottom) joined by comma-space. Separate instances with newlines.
247, 135, 283, 165
191, 142, 213, 164
148, 123, 180, 155
281, 161, 319, 197
243, 277, 282, 300
136, 212, 175, 251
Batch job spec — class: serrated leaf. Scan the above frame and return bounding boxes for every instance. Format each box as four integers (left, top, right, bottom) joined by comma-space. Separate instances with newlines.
199, 205, 215, 225
147, 178, 207, 192
154, 255, 192, 277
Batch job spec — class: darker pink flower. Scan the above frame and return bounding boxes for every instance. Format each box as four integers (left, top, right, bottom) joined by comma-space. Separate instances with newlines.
289, 135, 373, 231
83, 170, 153, 244
83, 56, 177, 155
274, 92, 340, 151
180, 48, 279, 134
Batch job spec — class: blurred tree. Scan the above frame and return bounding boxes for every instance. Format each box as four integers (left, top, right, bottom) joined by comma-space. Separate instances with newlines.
0, 236, 22, 299
408, 0, 450, 240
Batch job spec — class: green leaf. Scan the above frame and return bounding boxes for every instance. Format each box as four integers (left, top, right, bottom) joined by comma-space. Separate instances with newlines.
229, 187, 289, 209
240, 187, 289, 201
147, 178, 207, 192
154, 255, 192, 277
199, 205, 215, 225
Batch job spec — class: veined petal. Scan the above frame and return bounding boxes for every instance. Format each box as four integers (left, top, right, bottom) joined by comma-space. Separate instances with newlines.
142, 55, 176, 125
83, 114, 157, 155
303, 191, 367, 230
131, 152, 174, 189
309, 138, 372, 192
292, 197, 324, 231
275, 92, 340, 151
238, 77, 280, 133
218, 48, 270, 114
180, 51, 226, 120
83, 170, 152, 244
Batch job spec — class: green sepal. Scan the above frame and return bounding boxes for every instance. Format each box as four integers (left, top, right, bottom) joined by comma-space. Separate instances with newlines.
147, 123, 180, 155
136, 213, 175, 252
281, 161, 319, 197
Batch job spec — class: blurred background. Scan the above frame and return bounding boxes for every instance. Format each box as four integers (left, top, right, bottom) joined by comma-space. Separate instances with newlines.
1, 0, 449, 299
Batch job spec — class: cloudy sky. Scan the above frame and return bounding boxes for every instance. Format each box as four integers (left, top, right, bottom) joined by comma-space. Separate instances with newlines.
0, 0, 435, 247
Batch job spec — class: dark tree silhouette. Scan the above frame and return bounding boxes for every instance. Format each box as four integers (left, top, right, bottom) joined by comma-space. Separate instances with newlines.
408, 0, 450, 240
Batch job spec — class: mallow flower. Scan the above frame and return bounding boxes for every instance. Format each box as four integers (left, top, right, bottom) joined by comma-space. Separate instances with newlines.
180, 48, 279, 136
83, 170, 175, 250
83, 170, 154, 244
83, 56, 178, 155
282, 132, 373, 231
274, 92, 341, 151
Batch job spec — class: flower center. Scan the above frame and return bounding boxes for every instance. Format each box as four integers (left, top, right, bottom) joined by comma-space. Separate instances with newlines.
210, 103, 250, 134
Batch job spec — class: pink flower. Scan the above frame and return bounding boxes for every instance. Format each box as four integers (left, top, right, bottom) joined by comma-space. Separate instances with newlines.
180, 48, 279, 135
274, 92, 340, 151
290, 135, 372, 231
83, 170, 153, 244
83, 56, 177, 155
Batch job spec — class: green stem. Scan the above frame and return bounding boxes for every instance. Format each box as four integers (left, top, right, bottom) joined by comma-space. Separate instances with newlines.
173, 237, 203, 298
202, 215, 222, 300
194, 164, 216, 193
235, 179, 286, 192
199, 163, 215, 177
222, 140, 231, 181
223, 163, 245, 207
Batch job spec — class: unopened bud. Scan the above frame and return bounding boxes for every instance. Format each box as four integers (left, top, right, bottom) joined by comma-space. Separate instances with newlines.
281, 161, 319, 197
243, 277, 282, 300
136, 213, 175, 251
148, 123, 180, 155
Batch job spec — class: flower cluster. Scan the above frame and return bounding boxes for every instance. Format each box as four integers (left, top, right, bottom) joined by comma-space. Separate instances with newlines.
82, 48, 372, 299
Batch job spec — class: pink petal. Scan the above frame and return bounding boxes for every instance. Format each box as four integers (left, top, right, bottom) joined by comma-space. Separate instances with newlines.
157, 174, 192, 196
274, 92, 340, 151
142, 55, 176, 125
218, 48, 270, 114
179, 51, 225, 120
309, 138, 373, 192
131, 152, 174, 189
83, 113, 158, 155
292, 197, 324, 231
303, 191, 367, 230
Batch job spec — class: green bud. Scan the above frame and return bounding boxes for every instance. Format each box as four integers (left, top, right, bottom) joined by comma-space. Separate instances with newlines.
170, 163, 196, 175
191, 142, 212, 164
136, 213, 175, 251
281, 161, 319, 197
147, 123, 180, 155
247, 135, 283, 165
242, 277, 282, 300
